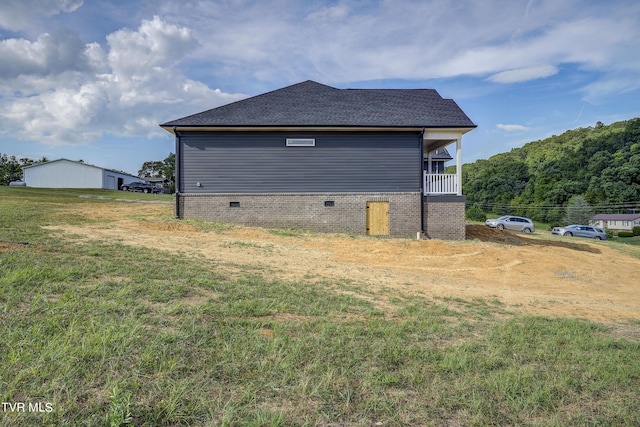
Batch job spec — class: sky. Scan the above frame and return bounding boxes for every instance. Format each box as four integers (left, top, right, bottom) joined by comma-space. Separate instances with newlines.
1, 0, 639, 176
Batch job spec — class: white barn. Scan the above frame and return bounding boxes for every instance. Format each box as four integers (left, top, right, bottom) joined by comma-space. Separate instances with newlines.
22, 159, 141, 190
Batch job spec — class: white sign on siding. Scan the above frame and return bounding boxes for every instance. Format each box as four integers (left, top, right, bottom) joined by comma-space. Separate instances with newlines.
286, 138, 315, 147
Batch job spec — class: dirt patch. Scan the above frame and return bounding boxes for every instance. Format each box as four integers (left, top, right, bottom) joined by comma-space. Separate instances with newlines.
42, 202, 640, 323
0, 242, 31, 251
466, 225, 601, 253
140, 222, 198, 232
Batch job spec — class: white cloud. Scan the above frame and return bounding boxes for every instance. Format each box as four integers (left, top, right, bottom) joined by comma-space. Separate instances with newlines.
0, 29, 93, 79
305, 4, 350, 22
7, 1, 640, 88
163, 0, 640, 93
430, 15, 636, 80
0, 16, 245, 146
580, 74, 640, 104
497, 124, 530, 132
488, 65, 558, 84
0, 0, 83, 31
106, 16, 196, 77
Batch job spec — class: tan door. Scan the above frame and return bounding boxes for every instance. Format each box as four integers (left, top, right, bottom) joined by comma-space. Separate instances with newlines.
366, 201, 390, 235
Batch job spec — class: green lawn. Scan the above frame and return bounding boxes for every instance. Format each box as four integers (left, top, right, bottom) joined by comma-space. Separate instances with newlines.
613, 236, 640, 247
1, 187, 639, 426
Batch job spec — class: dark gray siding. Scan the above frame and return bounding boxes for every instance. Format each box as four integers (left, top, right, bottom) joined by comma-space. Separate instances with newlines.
179, 131, 421, 193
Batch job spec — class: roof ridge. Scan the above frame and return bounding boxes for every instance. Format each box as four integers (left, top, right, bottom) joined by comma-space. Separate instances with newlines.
160, 80, 476, 129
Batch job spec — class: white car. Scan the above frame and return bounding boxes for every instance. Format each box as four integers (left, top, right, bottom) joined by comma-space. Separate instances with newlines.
485, 216, 535, 233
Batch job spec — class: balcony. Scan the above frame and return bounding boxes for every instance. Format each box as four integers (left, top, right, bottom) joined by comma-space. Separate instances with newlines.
423, 172, 458, 195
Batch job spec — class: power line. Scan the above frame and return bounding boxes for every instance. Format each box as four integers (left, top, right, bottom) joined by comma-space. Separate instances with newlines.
469, 201, 640, 212
473, 203, 640, 209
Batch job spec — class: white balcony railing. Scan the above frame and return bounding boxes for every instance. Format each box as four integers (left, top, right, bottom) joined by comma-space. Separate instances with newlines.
424, 173, 458, 195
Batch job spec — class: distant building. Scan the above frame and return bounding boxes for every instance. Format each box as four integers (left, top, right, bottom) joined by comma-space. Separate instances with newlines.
22, 158, 141, 190
590, 214, 640, 232
143, 176, 171, 193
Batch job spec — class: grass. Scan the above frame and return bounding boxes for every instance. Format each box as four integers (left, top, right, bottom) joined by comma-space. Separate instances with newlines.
267, 227, 309, 238
1, 187, 639, 426
611, 236, 640, 247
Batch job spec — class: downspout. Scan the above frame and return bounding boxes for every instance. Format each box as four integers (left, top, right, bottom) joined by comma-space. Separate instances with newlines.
419, 128, 425, 237
173, 127, 181, 219
456, 137, 463, 196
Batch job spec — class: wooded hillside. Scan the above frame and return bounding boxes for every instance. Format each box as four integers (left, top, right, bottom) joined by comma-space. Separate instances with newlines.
461, 118, 640, 223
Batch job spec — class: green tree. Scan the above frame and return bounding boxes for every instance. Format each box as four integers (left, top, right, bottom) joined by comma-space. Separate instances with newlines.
138, 161, 165, 178
462, 118, 640, 222
563, 195, 594, 225
162, 153, 175, 188
546, 207, 566, 226
138, 153, 175, 193
0, 154, 23, 185
466, 204, 486, 222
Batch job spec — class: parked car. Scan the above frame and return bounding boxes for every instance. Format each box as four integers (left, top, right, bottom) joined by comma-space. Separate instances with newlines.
152, 184, 166, 194
121, 181, 154, 193
551, 225, 607, 240
485, 215, 535, 233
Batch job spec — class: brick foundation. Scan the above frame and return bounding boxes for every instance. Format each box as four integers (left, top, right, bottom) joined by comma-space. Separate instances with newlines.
423, 195, 466, 240
175, 192, 422, 237
175, 192, 466, 240
424, 196, 466, 240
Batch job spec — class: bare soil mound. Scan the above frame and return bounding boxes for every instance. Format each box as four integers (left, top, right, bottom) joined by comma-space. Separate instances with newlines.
466, 225, 600, 253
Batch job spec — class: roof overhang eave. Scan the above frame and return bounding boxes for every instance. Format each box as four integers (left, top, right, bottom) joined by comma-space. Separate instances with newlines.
422, 127, 476, 152
160, 125, 476, 135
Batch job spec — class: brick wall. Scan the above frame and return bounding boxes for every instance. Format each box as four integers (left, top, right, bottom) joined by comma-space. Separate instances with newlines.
176, 192, 422, 237
422, 195, 466, 240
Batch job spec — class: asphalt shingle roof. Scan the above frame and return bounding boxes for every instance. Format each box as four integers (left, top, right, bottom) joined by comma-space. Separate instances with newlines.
592, 214, 640, 221
161, 80, 476, 129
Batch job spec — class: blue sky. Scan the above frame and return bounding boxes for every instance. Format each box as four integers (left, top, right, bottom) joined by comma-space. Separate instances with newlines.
1, 0, 639, 176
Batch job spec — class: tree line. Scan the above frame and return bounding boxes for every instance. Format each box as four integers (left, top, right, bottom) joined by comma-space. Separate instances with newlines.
460, 118, 640, 224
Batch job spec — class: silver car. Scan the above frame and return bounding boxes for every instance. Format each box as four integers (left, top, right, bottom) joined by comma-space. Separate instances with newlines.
485, 216, 535, 233
551, 225, 607, 240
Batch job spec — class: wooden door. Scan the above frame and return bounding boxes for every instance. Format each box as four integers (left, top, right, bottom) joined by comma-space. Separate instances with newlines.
366, 201, 390, 235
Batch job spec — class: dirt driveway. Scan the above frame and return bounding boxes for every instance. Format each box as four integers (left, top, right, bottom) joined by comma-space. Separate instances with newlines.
46, 200, 640, 323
